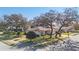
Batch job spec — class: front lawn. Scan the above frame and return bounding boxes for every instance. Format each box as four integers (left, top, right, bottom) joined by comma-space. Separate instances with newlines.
0, 31, 76, 49
0, 32, 26, 46
0, 34, 16, 41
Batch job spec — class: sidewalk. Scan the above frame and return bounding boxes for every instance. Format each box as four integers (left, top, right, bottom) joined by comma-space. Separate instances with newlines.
0, 42, 25, 51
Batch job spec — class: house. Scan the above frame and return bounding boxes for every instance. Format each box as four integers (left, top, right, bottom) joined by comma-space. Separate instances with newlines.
7, 26, 24, 32
27, 22, 60, 35
27, 20, 78, 35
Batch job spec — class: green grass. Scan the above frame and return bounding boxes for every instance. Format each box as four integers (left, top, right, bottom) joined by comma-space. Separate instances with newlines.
0, 34, 16, 41
20, 35, 56, 48
31, 35, 54, 43
0, 32, 71, 49
20, 35, 57, 44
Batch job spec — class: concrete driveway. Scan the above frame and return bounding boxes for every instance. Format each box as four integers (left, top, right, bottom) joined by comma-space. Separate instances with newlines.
0, 42, 25, 51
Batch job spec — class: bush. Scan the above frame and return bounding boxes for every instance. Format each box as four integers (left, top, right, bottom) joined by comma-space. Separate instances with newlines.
26, 31, 39, 39
10, 32, 17, 35
3, 31, 17, 35
20, 32, 25, 35
3, 31, 9, 34
16, 32, 26, 37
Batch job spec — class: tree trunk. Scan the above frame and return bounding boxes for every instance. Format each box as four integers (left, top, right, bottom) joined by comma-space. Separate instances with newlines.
55, 32, 58, 38
55, 25, 63, 38
50, 25, 53, 38
59, 33, 61, 37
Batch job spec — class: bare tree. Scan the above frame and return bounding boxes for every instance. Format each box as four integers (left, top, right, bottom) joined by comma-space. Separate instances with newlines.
33, 8, 79, 39
4, 14, 28, 32
55, 8, 79, 38
33, 10, 57, 38
0, 20, 7, 31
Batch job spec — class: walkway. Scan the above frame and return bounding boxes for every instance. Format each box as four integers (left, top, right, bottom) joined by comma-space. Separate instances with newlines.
0, 42, 25, 51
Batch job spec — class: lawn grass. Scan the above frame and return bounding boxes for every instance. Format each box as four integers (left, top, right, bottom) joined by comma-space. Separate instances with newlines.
20, 34, 68, 45
27, 33, 71, 49
0, 34, 16, 41
0, 32, 74, 48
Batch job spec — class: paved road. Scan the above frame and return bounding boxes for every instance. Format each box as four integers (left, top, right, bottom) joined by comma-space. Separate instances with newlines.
0, 34, 25, 51
0, 42, 11, 51
69, 34, 79, 42
36, 34, 79, 51
0, 42, 25, 51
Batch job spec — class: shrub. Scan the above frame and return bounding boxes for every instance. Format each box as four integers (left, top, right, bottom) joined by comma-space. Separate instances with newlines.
10, 32, 17, 35
3, 31, 17, 35
16, 32, 26, 37
26, 31, 39, 39
20, 32, 25, 35
17, 32, 25, 35
3, 31, 9, 34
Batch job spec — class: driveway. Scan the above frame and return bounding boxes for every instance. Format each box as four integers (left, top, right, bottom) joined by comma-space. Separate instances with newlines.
36, 33, 79, 51
0, 42, 25, 51
69, 34, 79, 42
